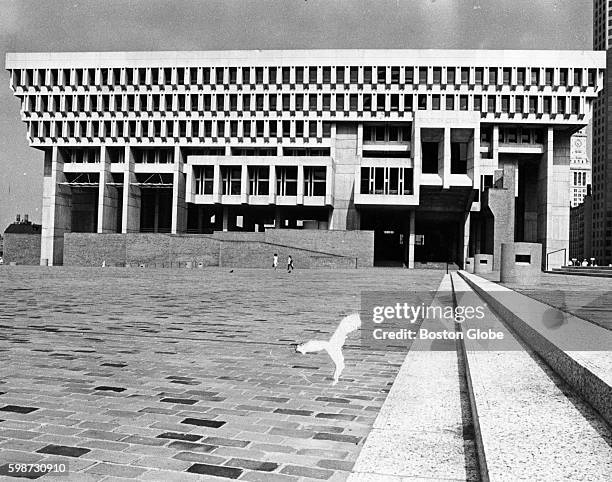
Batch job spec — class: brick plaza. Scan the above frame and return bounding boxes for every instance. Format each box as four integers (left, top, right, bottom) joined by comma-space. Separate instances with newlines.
0, 267, 444, 480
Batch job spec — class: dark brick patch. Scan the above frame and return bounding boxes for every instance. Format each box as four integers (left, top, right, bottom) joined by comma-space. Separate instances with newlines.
202, 436, 250, 448
313, 432, 361, 444
253, 395, 290, 403
315, 397, 350, 404
157, 432, 202, 442
274, 408, 313, 416
100, 363, 127, 368
167, 441, 217, 453
187, 463, 242, 479
161, 398, 198, 405
291, 365, 319, 370
36, 444, 90, 457
94, 386, 126, 392
0, 405, 39, 414
315, 413, 356, 421
226, 458, 278, 472
181, 418, 226, 428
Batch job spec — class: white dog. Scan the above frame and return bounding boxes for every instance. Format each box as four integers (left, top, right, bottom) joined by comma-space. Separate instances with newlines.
295, 313, 361, 385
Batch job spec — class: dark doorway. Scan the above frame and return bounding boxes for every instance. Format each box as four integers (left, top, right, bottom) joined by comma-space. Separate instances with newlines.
415, 216, 460, 265
361, 209, 410, 266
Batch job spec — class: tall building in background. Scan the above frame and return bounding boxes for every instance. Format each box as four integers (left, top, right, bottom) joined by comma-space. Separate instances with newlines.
5, 50, 605, 268
593, 0, 612, 264
569, 125, 591, 207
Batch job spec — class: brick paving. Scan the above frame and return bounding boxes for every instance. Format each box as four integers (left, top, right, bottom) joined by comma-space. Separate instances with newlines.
0, 266, 443, 480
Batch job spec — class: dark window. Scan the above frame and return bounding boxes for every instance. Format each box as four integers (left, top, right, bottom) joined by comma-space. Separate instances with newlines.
503, 68, 511, 85
268, 67, 277, 84
309, 66, 317, 83
405, 67, 414, 83
460, 95, 468, 110
377, 66, 386, 83
433, 67, 442, 84
422, 142, 439, 173
242, 67, 250, 84
419, 67, 427, 84
432, 95, 440, 110
445, 95, 454, 110
461, 68, 469, 84
418, 94, 427, 110
336, 66, 345, 83
322, 66, 331, 83
545, 68, 553, 86
475, 68, 484, 85
377, 93, 386, 111
350, 66, 359, 83
447, 67, 456, 84
489, 68, 497, 85
531, 69, 540, 86
364, 67, 372, 83
295, 67, 304, 83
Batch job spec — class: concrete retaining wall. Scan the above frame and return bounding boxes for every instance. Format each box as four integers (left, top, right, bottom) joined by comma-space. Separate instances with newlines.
63, 229, 372, 268
3, 233, 41, 265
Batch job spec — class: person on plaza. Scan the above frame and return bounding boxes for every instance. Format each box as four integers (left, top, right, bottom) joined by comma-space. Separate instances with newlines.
287, 255, 294, 273
582, 259, 589, 267
272, 253, 278, 270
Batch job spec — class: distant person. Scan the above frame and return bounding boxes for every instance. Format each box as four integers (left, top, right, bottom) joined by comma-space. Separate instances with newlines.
272, 253, 278, 270
582, 259, 589, 267
287, 255, 294, 273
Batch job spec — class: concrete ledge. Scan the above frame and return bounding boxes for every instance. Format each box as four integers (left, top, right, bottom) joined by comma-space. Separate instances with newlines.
452, 273, 612, 481
350, 276, 477, 481
458, 270, 612, 426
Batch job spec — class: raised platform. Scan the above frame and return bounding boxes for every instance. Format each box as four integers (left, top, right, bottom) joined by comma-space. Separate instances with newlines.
63, 229, 374, 268
548, 266, 612, 278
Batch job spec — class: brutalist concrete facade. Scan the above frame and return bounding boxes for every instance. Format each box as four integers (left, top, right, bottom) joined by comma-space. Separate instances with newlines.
4, 49, 605, 268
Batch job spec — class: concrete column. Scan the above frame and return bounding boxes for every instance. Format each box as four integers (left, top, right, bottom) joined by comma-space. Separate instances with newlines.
442, 127, 450, 188
268, 164, 276, 204
408, 209, 416, 269
171, 146, 187, 234
240, 164, 249, 204
40, 147, 71, 265
222, 205, 229, 232
537, 127, 571, 269
297, 164, 304, 205
213, 164, 221, 203
462, 212, 471, 269
329, 123, 360, 230
97, 145, 119, 233
122, 145, 141, 233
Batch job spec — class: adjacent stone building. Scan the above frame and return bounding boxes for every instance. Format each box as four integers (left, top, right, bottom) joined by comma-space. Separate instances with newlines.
5, 49, 605, 268
3, 216, 42, 265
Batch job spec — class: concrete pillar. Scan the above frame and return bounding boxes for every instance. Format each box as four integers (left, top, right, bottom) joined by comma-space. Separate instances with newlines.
408, 209, 416, 268
122, 145, 141, 233
442, 126, 451, 188
97, 145, 119, 233
329, 123, 360, 230
222, 206, 229, 232
489, 159, 517, 271
171, 146, 187, 234
537, 127, 571, 269
297, 164, 304, 205
462, 212, 471, 268
40, 147, 71, 265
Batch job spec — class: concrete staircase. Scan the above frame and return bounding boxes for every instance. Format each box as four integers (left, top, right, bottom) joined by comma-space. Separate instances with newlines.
350, 271, 612, 481
548, 266, 612, 278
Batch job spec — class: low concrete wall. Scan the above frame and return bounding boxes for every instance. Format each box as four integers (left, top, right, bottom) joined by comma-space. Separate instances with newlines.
64, 229, 372, 268
3, 233, 41, 265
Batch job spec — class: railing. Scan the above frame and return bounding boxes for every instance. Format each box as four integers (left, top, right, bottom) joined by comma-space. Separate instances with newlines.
545, 248, 567, 272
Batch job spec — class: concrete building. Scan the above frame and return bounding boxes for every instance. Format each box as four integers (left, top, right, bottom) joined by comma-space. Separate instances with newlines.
570, 126, 592, 207
4, 49, 605, 268
592, 0, 612, 264
570, 185, 593, 262
3, 214, 42, 265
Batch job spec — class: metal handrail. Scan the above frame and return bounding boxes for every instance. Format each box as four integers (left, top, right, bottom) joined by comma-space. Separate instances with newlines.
545, 248, 567, 271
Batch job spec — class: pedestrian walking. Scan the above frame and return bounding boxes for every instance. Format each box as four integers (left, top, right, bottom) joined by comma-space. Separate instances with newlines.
272, 253, 278, 270
287, 255, 294, 273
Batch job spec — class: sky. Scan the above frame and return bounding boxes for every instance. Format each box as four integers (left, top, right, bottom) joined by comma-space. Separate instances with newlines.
0, 0, 593, 231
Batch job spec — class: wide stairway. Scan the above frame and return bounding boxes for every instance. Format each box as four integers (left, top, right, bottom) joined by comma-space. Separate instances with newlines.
350, 271, 612, 481
549, 265, 612, 278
